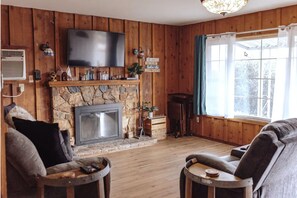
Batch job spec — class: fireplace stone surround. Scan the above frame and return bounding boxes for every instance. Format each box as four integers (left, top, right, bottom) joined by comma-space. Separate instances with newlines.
49, 80, 139, 145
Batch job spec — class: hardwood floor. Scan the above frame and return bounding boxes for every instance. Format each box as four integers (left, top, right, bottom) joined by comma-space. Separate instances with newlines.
102, 136, 234, 198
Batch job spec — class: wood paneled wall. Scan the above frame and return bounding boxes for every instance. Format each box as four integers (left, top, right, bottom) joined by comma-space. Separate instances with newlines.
1, 5, 180, 197
1, 5, 180, 123
180, 5, 297, 145
179, 5, 297, 94
191, 116, 267, 145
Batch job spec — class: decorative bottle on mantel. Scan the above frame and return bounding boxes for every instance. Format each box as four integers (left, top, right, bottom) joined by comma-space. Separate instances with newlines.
97, 71, 102, 80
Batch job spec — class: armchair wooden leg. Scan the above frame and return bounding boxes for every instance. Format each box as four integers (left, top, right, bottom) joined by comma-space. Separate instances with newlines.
37, 185, 44, 198
244, 186, 253, 198
104, 173, 111, 198
97, 180, 101, 198
207, 186, 215, 198
185, 177, 192, 198
66, 186, 75, 198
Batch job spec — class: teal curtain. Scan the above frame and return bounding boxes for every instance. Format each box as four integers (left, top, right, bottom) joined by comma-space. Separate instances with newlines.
193, 35, 206, 115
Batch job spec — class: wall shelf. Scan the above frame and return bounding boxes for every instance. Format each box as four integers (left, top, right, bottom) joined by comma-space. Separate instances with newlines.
48, 80, 140, 87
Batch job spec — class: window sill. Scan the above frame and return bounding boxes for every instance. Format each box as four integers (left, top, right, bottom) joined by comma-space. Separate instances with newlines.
202, 115, 269, 125
232, 115, 270, 125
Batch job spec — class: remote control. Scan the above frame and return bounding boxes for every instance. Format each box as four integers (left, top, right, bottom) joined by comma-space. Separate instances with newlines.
91, 163, 101, 171
80, 166, 97, 174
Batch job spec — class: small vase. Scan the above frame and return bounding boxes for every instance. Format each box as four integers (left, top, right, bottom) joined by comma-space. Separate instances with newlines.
148, 112, 153, 119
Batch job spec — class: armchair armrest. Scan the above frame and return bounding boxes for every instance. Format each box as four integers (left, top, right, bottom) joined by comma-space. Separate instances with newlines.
231, 144, 250, 159
185, 153, 236, 174
47, 157, 111, 175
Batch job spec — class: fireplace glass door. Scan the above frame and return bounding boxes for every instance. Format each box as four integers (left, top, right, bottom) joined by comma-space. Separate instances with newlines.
75, 103, 122, 145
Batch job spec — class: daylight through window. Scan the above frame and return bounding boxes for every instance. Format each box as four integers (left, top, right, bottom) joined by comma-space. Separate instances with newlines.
234, 37, 277, 119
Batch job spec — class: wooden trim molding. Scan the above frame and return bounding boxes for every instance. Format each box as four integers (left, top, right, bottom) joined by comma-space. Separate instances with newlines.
48, 80, 140, 87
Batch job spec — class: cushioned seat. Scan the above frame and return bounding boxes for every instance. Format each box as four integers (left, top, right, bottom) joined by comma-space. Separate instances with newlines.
180, 118, 297, 198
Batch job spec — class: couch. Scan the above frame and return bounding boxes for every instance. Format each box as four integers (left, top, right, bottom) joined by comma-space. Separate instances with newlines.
180, 118, 297, 198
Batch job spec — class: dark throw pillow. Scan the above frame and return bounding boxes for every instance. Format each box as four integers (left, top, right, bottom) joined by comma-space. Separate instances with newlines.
12, 117, 71, 168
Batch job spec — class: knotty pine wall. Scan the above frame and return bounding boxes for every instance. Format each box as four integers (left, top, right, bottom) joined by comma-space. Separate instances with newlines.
1, 4, 297, 145
1, 5, 179, 197
180, 5, 297, 144
1, 5, 180, 123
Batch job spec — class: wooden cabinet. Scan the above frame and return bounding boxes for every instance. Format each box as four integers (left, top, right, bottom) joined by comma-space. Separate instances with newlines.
144, 116, 167, 140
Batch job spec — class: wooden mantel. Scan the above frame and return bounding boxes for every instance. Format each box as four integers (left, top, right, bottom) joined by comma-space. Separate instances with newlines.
48, 80, 140, 87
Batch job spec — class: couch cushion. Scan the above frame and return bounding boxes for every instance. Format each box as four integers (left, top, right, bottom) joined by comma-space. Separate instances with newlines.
4, 103, 35, 128
13, 117, 71, 168
6, 128, 46, 187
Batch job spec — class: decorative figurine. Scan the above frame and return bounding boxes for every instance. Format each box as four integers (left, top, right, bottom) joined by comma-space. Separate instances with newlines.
61, 72, 68, 81
49, 71, 57, 81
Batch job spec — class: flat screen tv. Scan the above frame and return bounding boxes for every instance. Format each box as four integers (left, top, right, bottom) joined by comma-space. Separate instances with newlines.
67, 29, 125, 67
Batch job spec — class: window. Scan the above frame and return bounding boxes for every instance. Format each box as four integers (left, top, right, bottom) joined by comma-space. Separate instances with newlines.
204, 26, 297, 121
234, 37, 278, 119
205, 35, 278, 120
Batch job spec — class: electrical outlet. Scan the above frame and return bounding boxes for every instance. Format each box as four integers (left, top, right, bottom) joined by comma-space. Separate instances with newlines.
196, 116, 200, 123
29, 75, 34, 83
18, 84, 25, 92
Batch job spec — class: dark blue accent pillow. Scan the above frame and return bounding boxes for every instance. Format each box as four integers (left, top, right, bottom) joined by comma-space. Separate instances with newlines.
12, 117, 70, 168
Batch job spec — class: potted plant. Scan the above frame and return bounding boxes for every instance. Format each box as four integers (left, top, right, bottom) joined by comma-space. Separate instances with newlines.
127, 62, 144, 78
141, 101, 158, 118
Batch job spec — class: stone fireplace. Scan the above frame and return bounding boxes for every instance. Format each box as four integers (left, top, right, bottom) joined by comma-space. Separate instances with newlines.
75, 103, 123, 145
49, 80, 139, 145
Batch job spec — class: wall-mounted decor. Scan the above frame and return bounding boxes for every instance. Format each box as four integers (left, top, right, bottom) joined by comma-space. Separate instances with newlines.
145, 58, 160, 72
39, 42, 54, 56
132, 48, 145, 59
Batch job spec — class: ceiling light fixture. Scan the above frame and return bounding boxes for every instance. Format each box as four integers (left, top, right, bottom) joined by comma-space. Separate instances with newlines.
201, 0, 248, 16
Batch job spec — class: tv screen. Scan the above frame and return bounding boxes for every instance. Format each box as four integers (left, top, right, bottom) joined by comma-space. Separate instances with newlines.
67, 29, 125, 67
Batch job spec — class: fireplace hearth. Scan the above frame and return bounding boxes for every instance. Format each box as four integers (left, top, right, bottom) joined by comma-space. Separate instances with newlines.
75, 103, 123, 145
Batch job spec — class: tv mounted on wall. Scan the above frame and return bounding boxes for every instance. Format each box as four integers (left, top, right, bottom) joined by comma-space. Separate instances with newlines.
67, 29, 125, 67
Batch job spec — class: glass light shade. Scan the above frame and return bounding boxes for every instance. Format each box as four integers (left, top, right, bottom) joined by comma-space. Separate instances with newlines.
43, 47, 54, 56
201, 0, 248, 16
40, 42, 54, 56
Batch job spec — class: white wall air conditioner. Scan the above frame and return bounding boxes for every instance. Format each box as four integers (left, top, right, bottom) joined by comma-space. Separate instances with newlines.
1, 49, 26, 80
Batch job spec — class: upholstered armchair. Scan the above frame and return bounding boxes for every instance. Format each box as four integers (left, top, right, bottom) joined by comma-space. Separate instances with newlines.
6, 128, 111, 198
4, 103, 111, 198
180, 118, 297, 198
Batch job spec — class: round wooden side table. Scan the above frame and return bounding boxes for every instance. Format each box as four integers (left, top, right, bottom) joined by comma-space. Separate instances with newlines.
36, 158, 111, 198
184, 159, 253, 198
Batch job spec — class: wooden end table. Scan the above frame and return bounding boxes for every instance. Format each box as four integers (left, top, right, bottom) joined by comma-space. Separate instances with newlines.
36, 158, 111, 198
184, 159, 253, 198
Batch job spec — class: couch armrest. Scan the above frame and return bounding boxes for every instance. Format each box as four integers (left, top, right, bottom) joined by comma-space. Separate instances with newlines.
186, 153, 236, 174
231, 144, 250, 159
